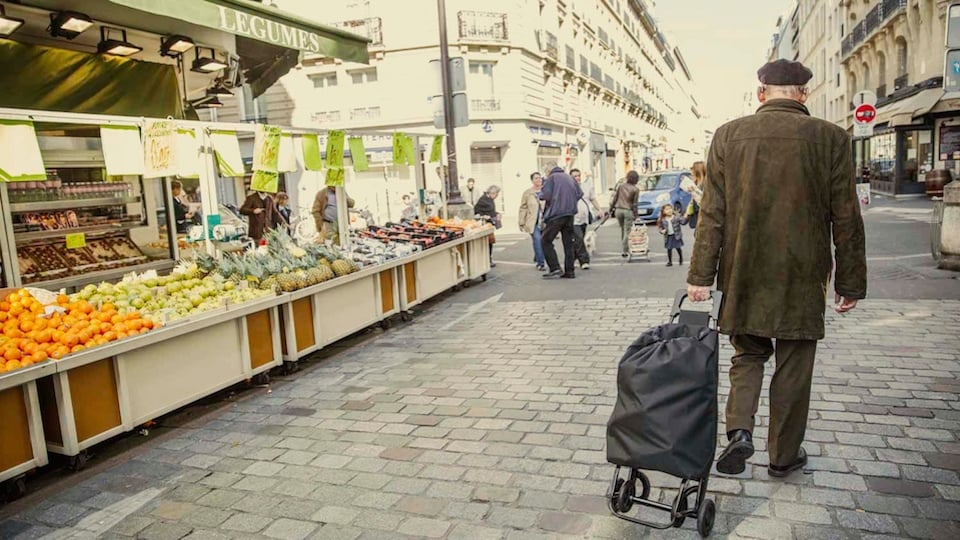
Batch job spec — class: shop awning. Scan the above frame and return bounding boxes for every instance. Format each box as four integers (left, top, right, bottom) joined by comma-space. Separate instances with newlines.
106, 0, 370, 63
878, 88, 944, 127
930, 91, 960, 114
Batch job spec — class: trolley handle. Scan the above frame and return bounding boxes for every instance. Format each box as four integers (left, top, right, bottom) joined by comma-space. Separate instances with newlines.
670, 289, 723, 328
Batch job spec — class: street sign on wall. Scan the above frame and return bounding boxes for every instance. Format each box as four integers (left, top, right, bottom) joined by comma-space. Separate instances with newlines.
947, 3, 960, 48
945, 49, 960, 92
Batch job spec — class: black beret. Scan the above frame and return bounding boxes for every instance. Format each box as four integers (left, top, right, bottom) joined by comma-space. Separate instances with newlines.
758, 59, 813, 86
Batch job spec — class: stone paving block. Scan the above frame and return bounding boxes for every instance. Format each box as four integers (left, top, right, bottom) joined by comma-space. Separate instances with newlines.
220, 513, 273, 533
772, 502, 834, 524
138, 521, 196, 540
447, 523, 505, 540
729, 517, 794, 539
848, 460, 901, 478
915, 499, 960, 521
835, 510, 899, 534
898, 517, 960, 540
538, 511, 592, 535
487, 506, 540, 529
263, 518, 318, 540
396, 517, 451, 538
813, 471, 868, 491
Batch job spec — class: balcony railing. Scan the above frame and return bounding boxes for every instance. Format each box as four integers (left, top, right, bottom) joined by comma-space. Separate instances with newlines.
311, 111, 341, 123
537, 30, 558, 61
333, 17, 383, 46
894, 74, 909, 91
350, 107, 381, 120
843, 0, 906, 59
471, 99, 501, 112
458, 11, 508, 42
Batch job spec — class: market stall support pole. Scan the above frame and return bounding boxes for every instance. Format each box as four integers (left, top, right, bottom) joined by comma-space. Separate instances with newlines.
198, 127, 219, 255
414, 137, 429, 220
437, 0, 465, 215
337, 186, 350, 249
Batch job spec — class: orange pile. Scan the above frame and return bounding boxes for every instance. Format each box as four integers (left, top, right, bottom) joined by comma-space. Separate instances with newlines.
0, 289, 157, 374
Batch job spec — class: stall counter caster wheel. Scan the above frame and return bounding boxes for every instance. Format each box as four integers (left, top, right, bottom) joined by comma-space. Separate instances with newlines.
283, 362, 299, 375
69, 451, 88, 472
697, 498, 715, 537
481, 274, 487, 282
463, 280, 472, 288
1, 475, 27, 501
252, 372, 271, 386
380, 318, 393, 330
400, 311, 412, 322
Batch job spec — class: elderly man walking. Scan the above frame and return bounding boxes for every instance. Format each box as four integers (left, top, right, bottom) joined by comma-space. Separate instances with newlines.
540, 166, 583, 279
686, 59, 867, 477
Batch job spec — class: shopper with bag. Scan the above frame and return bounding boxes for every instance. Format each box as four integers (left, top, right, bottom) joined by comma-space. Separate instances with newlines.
686, 59, 866, 478
609, 171, 641, 257
539, 166, 582, 279
571, 169, 601, 270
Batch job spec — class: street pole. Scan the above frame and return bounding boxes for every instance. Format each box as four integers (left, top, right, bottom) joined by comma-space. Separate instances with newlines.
437, 0, 465, 208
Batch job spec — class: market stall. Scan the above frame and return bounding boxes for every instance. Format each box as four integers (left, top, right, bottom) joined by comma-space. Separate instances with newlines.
0, 362, 52, 498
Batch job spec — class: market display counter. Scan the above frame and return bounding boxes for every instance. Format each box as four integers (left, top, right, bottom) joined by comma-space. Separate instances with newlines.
36, 295, 284, 461
0, 362, 54, 494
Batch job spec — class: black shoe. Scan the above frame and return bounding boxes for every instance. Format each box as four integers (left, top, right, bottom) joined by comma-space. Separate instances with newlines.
666, 262, 673, 267
621, 253, 628, 258
581, 263, 590, 270
561, 273, 575, 279
768, 447, 808, 478
716, 430, 754, 475
490, 262, 497, 268
536, 265, 546, 271
542, 269, 563, 279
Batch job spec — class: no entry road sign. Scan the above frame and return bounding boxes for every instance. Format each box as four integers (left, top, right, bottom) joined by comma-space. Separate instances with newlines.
854, 104, 877, 124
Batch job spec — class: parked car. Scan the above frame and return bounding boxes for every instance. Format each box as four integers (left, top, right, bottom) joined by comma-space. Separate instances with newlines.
636, 170, 694, 223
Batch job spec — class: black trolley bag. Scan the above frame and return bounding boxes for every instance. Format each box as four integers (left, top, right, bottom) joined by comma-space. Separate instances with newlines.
605, 290, 722, 537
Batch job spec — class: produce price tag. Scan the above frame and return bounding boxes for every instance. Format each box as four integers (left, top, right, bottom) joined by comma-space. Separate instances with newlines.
348, 137, 368, 172
65, 233, 86, 249
430, 136, 443, 163
326, 130, 345, 169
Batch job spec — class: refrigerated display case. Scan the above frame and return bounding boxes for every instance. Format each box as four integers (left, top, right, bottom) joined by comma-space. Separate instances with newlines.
0, 130, 177, 290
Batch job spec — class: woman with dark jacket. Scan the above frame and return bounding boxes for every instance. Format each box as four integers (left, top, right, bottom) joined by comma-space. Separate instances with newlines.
240, 191, 285, 242
474, 185, 502, 267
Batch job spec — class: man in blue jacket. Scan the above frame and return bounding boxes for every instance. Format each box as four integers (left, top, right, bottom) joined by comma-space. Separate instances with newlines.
539, 166, 583, 279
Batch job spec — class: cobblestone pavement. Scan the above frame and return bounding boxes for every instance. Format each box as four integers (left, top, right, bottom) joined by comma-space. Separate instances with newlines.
1, 297, 959, 539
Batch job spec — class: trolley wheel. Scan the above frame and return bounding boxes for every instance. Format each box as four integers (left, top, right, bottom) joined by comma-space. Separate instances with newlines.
252, 372, 270, 386
672, 494, 688, 528
615, 478, 635, 513
634, 470, 651, 500
69, 451, 88, 472
697, 499, 716, 537
400, 311, 413, 322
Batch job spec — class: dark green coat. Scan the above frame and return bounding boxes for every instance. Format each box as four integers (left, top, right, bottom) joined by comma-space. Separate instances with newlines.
688, 99, 867, 340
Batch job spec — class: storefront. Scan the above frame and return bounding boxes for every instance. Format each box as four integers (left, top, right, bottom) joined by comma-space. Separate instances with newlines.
855, 86, 941, 196
0, 0, 493, 497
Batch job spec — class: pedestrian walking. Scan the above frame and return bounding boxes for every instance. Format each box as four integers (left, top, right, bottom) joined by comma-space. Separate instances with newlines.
685, 161, 706, 230
571, 168, 601, 270
609, 170, 641, 257
474, 185, 502, 267
312, 185, 355, 244
686, 59, 867, 478
464, 178, 477, 206
540, 166, 582, 279
657, 204, 686, 266
519, 172, 546, 270
275, 191, 292, 233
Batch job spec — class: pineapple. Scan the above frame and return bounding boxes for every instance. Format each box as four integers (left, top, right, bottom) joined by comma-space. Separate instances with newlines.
294, 270, 308, 289
318, 265, 335, 282
331, 259, 352, 277
306, 267, 324, 285
277, 272, 298, 292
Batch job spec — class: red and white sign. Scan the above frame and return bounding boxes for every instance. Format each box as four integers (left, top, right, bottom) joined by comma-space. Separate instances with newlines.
854, 104, 877, 124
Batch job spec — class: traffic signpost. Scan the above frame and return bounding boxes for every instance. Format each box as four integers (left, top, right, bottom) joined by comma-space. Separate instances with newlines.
853, 92, 877, 138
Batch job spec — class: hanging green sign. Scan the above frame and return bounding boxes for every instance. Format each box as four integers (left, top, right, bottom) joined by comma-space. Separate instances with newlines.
325, 130, 345, 169
430, 135, 443, 163
392, 132, 405, 166
253, 124, 281, 173
301, 133, 323, 171
325, 167, 344, 187
348, 137, 368, 172
401, 135, 416, 166
251, 170, 279, 193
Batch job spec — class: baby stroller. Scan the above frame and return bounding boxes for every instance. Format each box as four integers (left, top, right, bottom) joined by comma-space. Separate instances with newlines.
606, 290, 722, 537
627, 219, 650, 262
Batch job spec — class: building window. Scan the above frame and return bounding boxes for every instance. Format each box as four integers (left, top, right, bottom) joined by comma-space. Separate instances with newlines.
350, 68, 378, 84
241, 85, 267, 123
311, 73, 338, 88
469, 61, 495, 98
896, 37, 908, 76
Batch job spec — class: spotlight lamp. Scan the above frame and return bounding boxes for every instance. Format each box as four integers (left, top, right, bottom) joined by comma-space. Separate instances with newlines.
207, 79, 233, 98
0, 5, 25, 37
191, 47, 228, 73
97, 26, 142, 56
160, 34, 194, 57
48, 10, 93, 39
191, 95, 224, 109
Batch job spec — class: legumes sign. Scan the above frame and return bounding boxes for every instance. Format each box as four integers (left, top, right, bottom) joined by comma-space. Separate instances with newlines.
216, 6, 324, 53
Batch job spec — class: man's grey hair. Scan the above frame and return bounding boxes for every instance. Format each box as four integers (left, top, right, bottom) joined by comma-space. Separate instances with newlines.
761, 84, 808, 98
486, 185, 501, 195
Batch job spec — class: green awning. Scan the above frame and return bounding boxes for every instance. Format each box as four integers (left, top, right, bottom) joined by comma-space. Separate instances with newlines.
106, 0, 370, 63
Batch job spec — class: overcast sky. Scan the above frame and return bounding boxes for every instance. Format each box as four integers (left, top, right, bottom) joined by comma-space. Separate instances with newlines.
654, 0, 792, 128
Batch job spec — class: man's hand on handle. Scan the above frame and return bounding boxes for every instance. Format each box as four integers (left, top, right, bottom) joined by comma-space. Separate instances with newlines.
687, 284, 712, 302
834, 294, 858, 314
